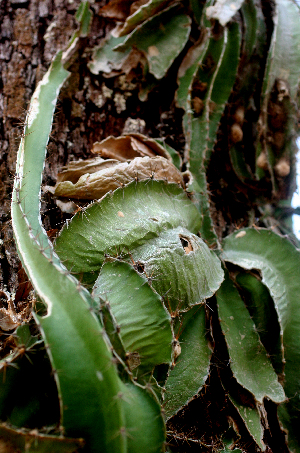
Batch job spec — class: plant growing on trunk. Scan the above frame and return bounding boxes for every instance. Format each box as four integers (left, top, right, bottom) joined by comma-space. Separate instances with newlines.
3, 0, 300, 452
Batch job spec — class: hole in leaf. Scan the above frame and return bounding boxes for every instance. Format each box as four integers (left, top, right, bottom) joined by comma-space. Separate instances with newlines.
179, 236, 193, 254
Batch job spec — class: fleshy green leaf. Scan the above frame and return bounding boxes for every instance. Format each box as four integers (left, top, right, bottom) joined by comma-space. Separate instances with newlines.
241, 0, 259, 56
187, 22, 241, 180
216, 272, 285, 404
181, 22, 241, 244
176, 37, 209, 111
222, 228, 300, 449
235, 271, 283, 375
54, 180, 202, 287
228, 395, 264, 451
262, 0, 300, 102
11, 51, 166, 453
121, 382, 166, 453
130, 226, 224, 312
258, 0, 300, 194
154, 139, 182, 170
117, 0, 172, 37
163, 304, 211, 418
75, 1, 93, 37
93, 260, 172, 374
11, 53, 129, 452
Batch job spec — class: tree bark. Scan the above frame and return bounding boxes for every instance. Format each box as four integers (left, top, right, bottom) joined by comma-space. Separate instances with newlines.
1, 0, 79, 291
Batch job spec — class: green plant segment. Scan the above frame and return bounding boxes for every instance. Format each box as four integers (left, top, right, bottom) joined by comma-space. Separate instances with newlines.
217, 271, 285, 404
10, 51, 167, 452
179, 18, 241, 245
222, 228, 300, 451
93, 259, 173, 374
54, 180, 224, 311
6, 0, 300, 452
163, 304, 211, 418
11, 54, 126, 452
54, 181, 203, 285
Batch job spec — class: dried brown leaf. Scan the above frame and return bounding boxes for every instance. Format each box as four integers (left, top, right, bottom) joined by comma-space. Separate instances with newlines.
54, 156, 184, 200
57, 157, 119, 184
100, 0, 133, 20
0, 293, 30, 331
91, 133, 173, 161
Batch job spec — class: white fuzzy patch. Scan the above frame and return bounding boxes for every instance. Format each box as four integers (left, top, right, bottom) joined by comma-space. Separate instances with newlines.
27, 96, 40, 129
27, 71, 50, 129
235, 231, 246, 238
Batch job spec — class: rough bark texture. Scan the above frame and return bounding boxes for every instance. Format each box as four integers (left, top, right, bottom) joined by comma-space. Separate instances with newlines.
1, 0, 82, 292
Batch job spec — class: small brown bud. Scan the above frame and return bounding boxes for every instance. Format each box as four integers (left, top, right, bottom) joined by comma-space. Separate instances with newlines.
172, 339, 181, 364
233, 106, 245, 124
231, 123, 243, 143
274, 158, 290, 177
192, 97, 204, 115
256, 152, 269, 170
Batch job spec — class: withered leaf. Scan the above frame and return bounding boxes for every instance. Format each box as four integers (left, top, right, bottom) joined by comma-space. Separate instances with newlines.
54, 156, 184, 200
100, 0, 133, 20
57, 157, 119, 184
91, 133, 172, 161
0, 294, 30, 331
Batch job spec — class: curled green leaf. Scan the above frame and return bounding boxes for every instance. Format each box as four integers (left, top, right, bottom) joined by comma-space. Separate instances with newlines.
222, 228, 300, 449
93, 260, 173, 374
216, 272, 285, 404
163, 305, 211, 418
54, 180, 202, 287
